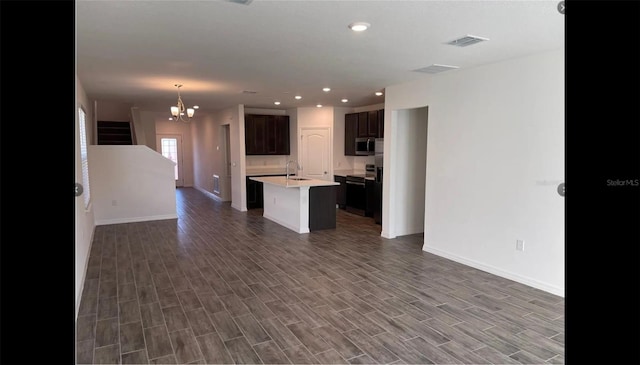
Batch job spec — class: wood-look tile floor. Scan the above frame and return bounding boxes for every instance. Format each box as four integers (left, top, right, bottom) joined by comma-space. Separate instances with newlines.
76, 187, 564, 364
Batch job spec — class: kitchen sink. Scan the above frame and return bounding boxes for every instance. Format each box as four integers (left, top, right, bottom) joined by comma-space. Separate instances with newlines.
287, 177, 310, 181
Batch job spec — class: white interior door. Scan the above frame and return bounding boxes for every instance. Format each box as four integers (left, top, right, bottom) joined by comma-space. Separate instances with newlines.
300, 127, 331, 181
157, 134, 184, 187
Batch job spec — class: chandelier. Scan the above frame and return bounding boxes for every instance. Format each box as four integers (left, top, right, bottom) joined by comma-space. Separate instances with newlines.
170, 84, 198, 122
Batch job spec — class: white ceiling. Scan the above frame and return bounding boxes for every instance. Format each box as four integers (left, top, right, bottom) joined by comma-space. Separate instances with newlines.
76, 0, 564, 114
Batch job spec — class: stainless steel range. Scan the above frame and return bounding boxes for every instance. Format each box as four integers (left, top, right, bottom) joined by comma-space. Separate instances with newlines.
345, 164, 375, 216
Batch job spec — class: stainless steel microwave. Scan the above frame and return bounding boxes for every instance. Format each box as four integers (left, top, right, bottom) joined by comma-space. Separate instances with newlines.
355, 138, 375, 155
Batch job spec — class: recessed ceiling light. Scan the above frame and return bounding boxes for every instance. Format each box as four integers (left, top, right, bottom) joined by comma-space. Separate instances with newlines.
295, 95, 302, 100
274, 101, 281, 105
322, 87, 331, 92
375, 92, 383, 96
341, 99, 348, 103
348, 22, 370, 32
316, 104, 323, 108
169, 117, 174, 120
193, 105, 200, 109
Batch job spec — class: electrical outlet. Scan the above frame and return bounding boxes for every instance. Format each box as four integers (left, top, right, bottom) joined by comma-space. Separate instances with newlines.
516, 240, 525, 251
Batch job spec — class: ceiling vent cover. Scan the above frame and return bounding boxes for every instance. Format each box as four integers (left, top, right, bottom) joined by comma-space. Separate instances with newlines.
413, 64, 460, 74
446, 35, 489, 47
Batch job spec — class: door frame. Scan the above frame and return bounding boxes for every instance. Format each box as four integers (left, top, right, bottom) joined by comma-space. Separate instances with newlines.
299, 126, 332, 181
156, 134, 184, 187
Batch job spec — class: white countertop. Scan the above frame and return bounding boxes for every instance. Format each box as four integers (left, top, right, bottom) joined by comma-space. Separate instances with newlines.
250, 176, 339, 188
246, 168, 288, 176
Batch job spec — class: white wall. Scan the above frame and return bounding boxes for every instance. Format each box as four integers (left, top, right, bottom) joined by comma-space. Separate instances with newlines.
333, 107, 353, 170
191, 105, 245, 208
130, 107, 146, 146
96, 99, 132, 121
297, 107, 333, 128
384, 49, 565, 296
156, 117, 195, 187
139, 110, 158, 151
75, 76, 96, 318
390, 107, 428, 236
89, 145, 178, 225
353, 102, 385, 113
245, 108, 287, 116
191, 113, 224, 198
232, 105, 247, 211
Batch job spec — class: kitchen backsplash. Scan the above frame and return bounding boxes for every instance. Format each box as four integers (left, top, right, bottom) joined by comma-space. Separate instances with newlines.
334, 156, 375, 171
247, 155, 374, 171
246, 155, 288, 168
353, 156, 375, 170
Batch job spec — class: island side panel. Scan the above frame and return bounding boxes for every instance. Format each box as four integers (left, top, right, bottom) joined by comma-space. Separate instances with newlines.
262, 184, 310, 234
309, 186, 337, 231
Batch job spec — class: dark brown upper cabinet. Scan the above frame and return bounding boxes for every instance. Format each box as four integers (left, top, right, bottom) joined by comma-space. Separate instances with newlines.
245, 114, 290, 155
367, 110, 378, 137
345, 109, 384, 155
356, 111, 379, 138
345, 113, 358, 156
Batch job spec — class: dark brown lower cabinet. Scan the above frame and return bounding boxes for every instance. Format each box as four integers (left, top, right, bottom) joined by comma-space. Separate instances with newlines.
365, 179, 375, 217
247, 174, 289, 209
246, 177, 264, 209
309, 186, 337, 231
334, 175, 346, 209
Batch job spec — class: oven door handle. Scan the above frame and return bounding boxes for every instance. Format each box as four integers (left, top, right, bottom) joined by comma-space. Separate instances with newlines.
346, 181, 365, 186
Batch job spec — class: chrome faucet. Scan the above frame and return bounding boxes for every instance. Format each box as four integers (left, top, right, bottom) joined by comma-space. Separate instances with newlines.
286, 160, 300, 180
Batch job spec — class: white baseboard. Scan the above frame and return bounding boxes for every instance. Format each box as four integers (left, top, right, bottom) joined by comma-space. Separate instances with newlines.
422, 245, 564, 297
381, 230, 395, 239
232, 203, 247, 212
95, 214, 178, 226
263, 213, 309, 234
194, 186, 224, 202
76, 224, 95, 320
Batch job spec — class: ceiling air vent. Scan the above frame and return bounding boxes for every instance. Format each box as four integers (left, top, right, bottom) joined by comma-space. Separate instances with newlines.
242, 90, 257, 94
413, 64, 460, 74
446, 35, 489, 47
227, 0, 253, 5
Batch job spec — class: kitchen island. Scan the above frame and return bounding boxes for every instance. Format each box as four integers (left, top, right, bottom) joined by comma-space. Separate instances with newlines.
249, 176, 339, 234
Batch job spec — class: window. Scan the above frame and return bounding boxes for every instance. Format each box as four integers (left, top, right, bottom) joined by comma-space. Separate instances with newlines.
161, 138, 179, 180
79, 107, 91, 209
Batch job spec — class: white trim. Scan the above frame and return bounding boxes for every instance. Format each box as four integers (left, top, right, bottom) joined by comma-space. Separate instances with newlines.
95, 214, 178, 226
263, 213, 310, 234
422, 245, 564, 297
381, 230, 394, 239
194, 186, 224, 202
76, 224, 95, 320
232, 203, 247, 212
